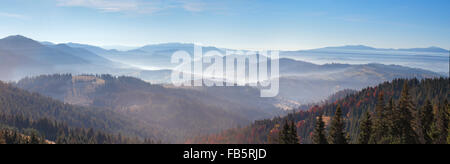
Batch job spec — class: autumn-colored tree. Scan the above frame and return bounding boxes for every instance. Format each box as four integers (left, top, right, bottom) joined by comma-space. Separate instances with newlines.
328, 106, 348, 144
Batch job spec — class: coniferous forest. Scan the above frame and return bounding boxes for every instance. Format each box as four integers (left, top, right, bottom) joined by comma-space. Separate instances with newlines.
187, 78, 449, 144
1, 76, 448, 144
0, 81, 156, 144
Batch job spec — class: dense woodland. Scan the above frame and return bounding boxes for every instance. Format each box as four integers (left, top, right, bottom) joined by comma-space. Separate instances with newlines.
15, 74, 281, 142
187, 78, 449, 144
0, 81, 157, 144
2, 76, 449, 144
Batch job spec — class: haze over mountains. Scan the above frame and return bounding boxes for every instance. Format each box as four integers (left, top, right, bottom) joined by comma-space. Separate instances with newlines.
0, 35, 445, 104
0, 35, 448, 143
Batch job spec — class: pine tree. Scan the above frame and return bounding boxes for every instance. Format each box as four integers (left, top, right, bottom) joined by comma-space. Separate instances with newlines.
279, 121, 299, 144
312, 114, 328, 144
328, 106, 348, 144
370, 93, 390, 144
419, 100, 434, 144
289, 122, 300, 144
392, 82, 418, 144
279, 121, 289, 144
446, 101, 450, 144
357, 111, 372, 144
430, 102, 448, 144
30, 132, 41, 144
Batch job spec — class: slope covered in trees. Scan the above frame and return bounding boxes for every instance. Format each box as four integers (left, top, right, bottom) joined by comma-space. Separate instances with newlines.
0, 113, 153, 144
15, 74, 282, 142
0, 81, 163, 143
187, 78, 449, 144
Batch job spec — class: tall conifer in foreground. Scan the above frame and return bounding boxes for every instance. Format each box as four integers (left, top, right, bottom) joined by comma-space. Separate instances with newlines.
312, 114, 328, 144
328, 106, 348, 144
419, 100, 434, 144
279, 121, 299, 144
370, 93, 391, 144
392, 82, 418, 144
430, 102, 448, 144
357, 111, 372, 144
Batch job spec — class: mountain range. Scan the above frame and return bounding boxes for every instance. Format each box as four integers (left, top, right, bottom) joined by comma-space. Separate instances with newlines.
0, 35, 448, 143
0, 35, 446, 105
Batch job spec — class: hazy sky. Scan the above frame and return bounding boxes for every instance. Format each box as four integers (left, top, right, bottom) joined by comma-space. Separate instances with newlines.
0, 0, 449, 50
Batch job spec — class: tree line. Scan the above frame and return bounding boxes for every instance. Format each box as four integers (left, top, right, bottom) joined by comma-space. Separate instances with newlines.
190, 78, 449, 144
278, 82, 449, 144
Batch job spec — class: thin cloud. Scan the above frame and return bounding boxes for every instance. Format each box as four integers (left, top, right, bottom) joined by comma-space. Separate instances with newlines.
0, 12, 27, 19
56, 0, 215, 13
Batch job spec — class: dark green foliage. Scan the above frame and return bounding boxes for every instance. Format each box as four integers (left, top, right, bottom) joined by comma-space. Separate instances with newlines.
430, 101, 449, 144
419, 100, 434, 144
0, 113, 151, 144
369, 93, 391, 144
328, 106, 348, 144
389, 82, 418, 144
357, 111, 372, 144
279, 121, 299, 144
446, 101, 450, 144
312, 115, 328, 144
0, 80, 158, 144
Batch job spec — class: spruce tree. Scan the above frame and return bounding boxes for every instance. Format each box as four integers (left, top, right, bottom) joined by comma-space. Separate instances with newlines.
279, 121, 290, 144
312, 114, 328, 144
30, 132, 41, 144
430, 102, 448, 144
357, 111, 372, 144
370, 93, 390, 144
279, 121, 299, 144
446, 101, 450, 144
289, 122, 300, 144
393, 82, 418, 144
419, 100, 434, 144
328, 106, 348, 144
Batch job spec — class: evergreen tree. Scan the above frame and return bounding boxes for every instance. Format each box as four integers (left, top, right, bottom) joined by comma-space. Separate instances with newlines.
419, 100, 434, 144
392, 82, 418, 144
279, 121, 290, 144
357, 111, 372, 144
312, 114, 328, 144
446, 101, 450, 144
430, 102, 448, 144
30, 132, 41, 144
289, 122, 300, 144
370, 93, 390, 144
328, 106, 348, 144
279, 121, 299, 144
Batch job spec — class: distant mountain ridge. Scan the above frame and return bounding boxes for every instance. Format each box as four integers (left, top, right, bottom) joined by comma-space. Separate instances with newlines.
303, 45, 448, 53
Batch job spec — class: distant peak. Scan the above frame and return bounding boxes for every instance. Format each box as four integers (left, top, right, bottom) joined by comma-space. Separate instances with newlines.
3, 35, 31, 40
327, 45, 376, 50
0, 35, 41, 46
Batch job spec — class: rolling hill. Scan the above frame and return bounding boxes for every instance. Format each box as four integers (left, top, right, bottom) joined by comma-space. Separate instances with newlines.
14, 74, 282, 142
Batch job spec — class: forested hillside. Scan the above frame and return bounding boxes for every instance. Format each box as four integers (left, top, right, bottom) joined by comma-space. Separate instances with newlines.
0, 81, 163, 143
15, 74, 282, 142
187, 78, 449, 144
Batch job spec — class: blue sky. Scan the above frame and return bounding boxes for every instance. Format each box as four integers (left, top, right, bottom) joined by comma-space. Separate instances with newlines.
0, 0, 449, 50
